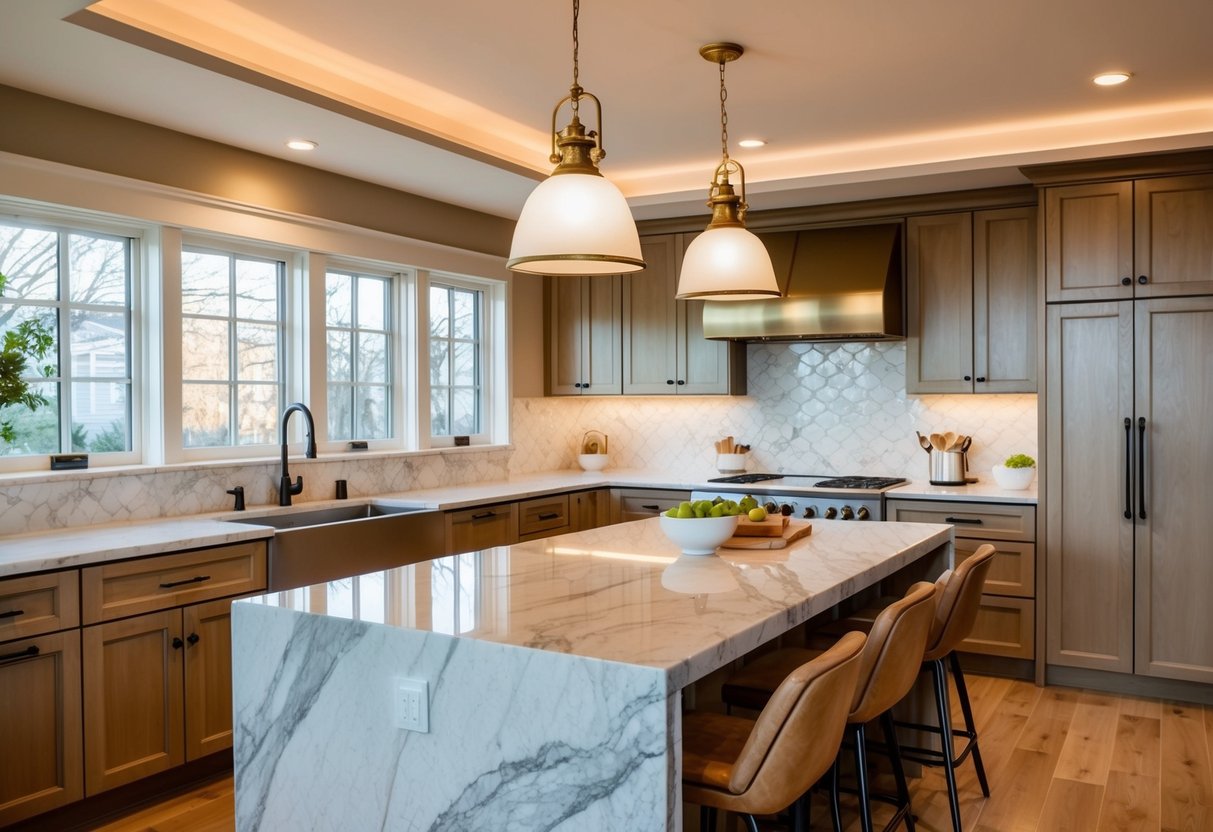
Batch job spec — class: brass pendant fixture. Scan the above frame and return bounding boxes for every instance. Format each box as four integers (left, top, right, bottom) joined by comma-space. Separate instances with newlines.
676, 43, 780, 300
507, 0, 644, 275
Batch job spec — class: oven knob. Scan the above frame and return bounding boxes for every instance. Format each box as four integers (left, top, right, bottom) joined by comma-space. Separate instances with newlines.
824, 506, 838, 520
780, 503, 794, 517
803, 506, 816, 519
856, 506, 871, 521
840, 506, 855, 521
763, 501, 779, 515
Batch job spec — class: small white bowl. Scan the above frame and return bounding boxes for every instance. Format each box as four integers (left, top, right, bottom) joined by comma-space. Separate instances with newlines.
991, 464, 1035, 490
578, 453, 609, 471
716, 453, 747, 473
659, 514, 740, 556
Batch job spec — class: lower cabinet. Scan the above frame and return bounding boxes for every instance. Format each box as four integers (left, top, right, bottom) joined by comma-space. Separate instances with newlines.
570, 488, 612, 531
610, 489, 691, 524
0, 629, 83, 826
445, 503, 517, 554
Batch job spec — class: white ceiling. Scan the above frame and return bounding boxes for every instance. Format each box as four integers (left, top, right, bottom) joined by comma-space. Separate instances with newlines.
3, 0, 1213, 222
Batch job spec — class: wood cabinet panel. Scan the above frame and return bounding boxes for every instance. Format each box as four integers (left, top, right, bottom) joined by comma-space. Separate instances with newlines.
570, 488, 612, 531
0, 630, 82, 826
612, 489, 690, 524
183, 597, 238, 760
622, 237, 680, 394
546, 275, 622, 395
960, 597, 1034, 659
907, 213, 973, 393
83, 610, 185, 794
82, 541, 266, 624
1045, 302, 1135, 673
516, 494, 571, 540
1133, 174, 1213, 298
884, 499, 1036, 542
974, 206, 1037, 391
1045, 181, 1134, 302
0, 570, 79, 641
956, 538, 1035, 599
445, 503, 517, 554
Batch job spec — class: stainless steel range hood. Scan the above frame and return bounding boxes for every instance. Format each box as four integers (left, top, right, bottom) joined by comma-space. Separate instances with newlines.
702, 223, 904, 341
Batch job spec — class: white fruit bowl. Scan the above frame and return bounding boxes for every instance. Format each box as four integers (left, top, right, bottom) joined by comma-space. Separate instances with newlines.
577, 453, 609, 471
991, 464, 1035, 490
659, 514, 740, 556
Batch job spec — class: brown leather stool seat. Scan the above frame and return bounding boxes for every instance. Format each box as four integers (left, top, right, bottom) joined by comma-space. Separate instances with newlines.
719, 582, 939, 832
682, 631, 866, 832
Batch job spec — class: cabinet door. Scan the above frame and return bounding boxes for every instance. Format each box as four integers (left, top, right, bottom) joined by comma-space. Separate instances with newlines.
445, 504, 517, 554
0, 631, 82, 826
1133, 297, 1213, 682
546, 276, 587, 395
1044, 181, 1134, 302
83, 610, 185, 794
571, 488, 613, 531
183, 597, 237, 760
1134, 174, 1213, 299
1045, 301, 1134, 673
623, 237, 680, 394
906, 213, 974, 393
974, 206, 1037, 392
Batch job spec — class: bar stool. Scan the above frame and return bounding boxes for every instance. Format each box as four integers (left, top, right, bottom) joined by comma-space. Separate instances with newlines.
682, 631, 866, 832
719, 582, 939, 832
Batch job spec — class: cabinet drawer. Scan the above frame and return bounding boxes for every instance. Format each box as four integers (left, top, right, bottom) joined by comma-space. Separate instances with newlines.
885, 499, 1036, 542
956, 539, 1035, 599
0, 571, 79, 641
445, 503, 517, 554
82, 541, 267, 624
960, 596, 1034, 659
613, 489, 689, 524
517, 494, 571, 540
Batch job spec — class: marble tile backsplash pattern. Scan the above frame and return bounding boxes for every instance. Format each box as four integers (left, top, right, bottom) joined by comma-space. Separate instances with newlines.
1, 342, 1035, 535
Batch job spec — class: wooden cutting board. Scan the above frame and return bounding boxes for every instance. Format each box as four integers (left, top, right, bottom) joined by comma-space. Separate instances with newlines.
734, 515, 790, 537
722, 519, 812, 549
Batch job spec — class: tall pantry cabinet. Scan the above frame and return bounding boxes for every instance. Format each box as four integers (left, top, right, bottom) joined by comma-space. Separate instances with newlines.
1044, 171, 1213, 684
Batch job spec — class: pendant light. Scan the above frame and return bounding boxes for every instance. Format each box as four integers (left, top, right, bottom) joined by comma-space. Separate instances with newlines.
507, 0, 644, 275
676, 43, 780, 300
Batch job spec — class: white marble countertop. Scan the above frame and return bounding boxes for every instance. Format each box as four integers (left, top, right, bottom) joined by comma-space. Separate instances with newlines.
0, 467, 1034, 577
242, 516, 953, 692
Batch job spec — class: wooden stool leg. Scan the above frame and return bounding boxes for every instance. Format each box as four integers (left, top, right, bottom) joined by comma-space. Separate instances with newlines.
931, 658, 964, 832
882, 711, 916, 831
853, 723, 874, 832
949, 652, 990, 797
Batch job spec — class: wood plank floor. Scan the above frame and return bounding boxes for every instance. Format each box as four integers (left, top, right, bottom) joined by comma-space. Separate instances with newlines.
89, 674, 1213, 832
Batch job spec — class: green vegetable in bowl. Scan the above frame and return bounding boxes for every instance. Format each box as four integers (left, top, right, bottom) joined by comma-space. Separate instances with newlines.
1004, 453, 1036, 469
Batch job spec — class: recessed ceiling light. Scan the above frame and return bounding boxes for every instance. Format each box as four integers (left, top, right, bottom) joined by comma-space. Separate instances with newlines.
286, 139, 318, 151
738, 138, 767, 148
1093, 72, 1131, 86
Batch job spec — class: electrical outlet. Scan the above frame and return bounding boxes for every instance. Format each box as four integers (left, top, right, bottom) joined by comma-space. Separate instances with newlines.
394, 678, 429, 733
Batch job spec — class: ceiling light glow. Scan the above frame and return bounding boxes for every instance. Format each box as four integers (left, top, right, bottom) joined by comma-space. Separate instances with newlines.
738, 139, 766, 148
286, 139, 318, 150
1093, 72, 1131, 86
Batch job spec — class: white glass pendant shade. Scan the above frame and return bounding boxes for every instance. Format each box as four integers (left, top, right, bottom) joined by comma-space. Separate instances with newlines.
677, 225, 780, 300
508, 173, 645, 275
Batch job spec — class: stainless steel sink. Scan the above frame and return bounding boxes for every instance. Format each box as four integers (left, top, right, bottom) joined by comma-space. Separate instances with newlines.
231, 503, 445, 590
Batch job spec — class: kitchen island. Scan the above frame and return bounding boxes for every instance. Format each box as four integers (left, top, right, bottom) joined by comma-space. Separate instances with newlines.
230, 516, 952, 831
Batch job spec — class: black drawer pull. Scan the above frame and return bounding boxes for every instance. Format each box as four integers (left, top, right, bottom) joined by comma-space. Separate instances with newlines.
172, 637, 184, 650
0, 609, 24, 619
945, 517, 983, 525
538, 512, 560, 521
159, 575, 211, 589
471, 511, 496, 521
187, 633, 200, 646
641, 504, 660, 511
0, 645, 39, 663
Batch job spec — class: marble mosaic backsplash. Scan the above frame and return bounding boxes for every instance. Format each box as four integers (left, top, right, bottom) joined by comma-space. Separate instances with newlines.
1, 342, 1036, 535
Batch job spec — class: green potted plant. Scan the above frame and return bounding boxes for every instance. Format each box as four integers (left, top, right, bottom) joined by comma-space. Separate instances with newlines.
992, 453, 1036, 490
0, 271, 56, 446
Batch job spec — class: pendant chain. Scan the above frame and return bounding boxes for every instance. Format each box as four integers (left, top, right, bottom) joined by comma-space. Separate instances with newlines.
719, 59, 730, 162
571, 0, 581, 117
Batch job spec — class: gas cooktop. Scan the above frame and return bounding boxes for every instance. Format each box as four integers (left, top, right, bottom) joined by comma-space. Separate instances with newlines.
707, 473, 907, 491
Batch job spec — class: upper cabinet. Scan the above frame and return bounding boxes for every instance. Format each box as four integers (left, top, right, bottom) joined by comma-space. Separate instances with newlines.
622, 234, 745, 395
1045, 173, 1213, 302
545, 275, 623, 395
906, 206, 1037, 394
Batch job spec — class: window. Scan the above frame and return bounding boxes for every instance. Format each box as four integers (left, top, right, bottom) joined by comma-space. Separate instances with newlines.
0, 219, 134, 458
428, 281, 482, 438
325, 269, 392, 441
180, 248, 283, 448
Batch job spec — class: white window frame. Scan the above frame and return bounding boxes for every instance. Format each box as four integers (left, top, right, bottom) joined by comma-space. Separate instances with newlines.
418, 270, 507, 448
165, 233, 301, 463
0, 204, 143, 473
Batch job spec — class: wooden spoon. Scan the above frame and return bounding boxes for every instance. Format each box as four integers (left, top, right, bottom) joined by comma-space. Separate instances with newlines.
942, 431, 957, 451
929, 433, 945, 449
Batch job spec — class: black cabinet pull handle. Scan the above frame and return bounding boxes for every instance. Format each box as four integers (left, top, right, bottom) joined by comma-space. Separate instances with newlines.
1138, 416, 1147, 520
0, 645, 38, 664
582, 383, 589, 389
471, 511, 496, 521
963, 375, 972, 381
171, 637, 184, 650
1124, 417, 1133, 519
666, 379, 675, 385
676, 380, 685, 385
574, 382, 582, 388
975, 376, 986, 383
1121, 276, 1132, 286
945, 517, 983, 525
187, 633, 200, 646
159, 575, 210, 589
538, 512, 559, 521
1138, 275, 1148, 285
0, 609, 24, 619
641, 504, 660, 511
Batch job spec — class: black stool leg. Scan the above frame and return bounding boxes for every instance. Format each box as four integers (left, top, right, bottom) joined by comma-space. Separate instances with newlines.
882, 711, 916, 831
790, 791, 809, 832
950, 651, 990, 797
699, 805, 716, 832
741, 813, 760, 832
853, 723, 874, 832
931, 657, 964, 832
829, 757, 843, 832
